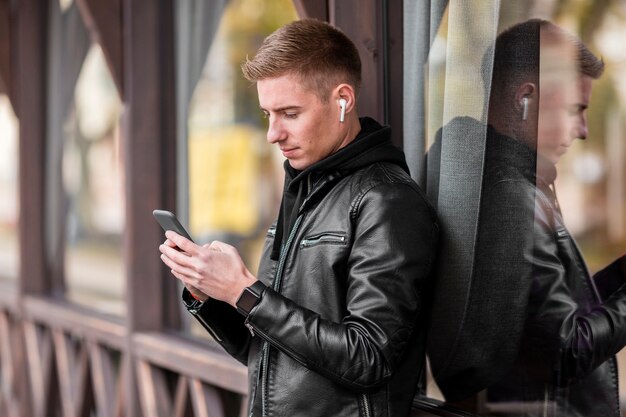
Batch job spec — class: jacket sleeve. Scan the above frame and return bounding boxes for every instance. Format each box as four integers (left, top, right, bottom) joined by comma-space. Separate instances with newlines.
593, 255, 626, 301
522, 201, 626, 385
184, 289, 252, 365
245, 182, 439, 392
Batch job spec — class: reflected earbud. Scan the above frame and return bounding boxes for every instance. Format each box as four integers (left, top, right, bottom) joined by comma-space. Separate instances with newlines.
522, 97, 529, 121
339, 98, 347, 123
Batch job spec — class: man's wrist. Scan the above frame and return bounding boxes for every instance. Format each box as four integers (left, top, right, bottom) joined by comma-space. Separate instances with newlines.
235, 281, 267, 316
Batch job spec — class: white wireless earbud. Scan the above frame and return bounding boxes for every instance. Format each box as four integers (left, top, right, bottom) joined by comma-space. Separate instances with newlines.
522, 97, 529, 121
339, 98, 347, 123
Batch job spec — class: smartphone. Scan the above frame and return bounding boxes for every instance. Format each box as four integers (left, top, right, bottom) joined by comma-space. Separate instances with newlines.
152, 209, 194, 242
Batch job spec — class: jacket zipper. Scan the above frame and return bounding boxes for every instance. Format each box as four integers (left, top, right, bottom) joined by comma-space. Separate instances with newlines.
361, 393, 372, 417
257, 175, 312, 417
258, 214, 304, 417
300, 232, 346, 248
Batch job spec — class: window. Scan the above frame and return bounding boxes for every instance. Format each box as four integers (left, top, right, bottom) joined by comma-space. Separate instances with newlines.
406, 1, 626, 414
47, 0, 125, 315
62, 44, 125, 314
175, 0, 297, 337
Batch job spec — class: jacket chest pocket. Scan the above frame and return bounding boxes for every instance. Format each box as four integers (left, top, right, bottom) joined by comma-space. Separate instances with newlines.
299, 231, 348, 248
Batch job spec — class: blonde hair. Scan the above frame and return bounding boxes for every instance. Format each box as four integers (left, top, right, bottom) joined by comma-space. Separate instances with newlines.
241, 19, 361, 102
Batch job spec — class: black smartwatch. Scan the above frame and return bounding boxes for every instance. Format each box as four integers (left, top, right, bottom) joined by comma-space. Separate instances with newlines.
236, 281, 266, 316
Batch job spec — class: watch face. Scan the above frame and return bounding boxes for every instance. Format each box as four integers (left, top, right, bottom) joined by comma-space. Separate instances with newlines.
237, 288, 260, 314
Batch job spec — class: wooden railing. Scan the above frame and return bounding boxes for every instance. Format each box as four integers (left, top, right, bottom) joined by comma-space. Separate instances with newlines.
0, 280, 249, 417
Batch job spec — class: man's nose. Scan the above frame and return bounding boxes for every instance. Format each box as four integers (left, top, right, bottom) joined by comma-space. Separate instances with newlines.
266, 118, 286, 144
574, 115, 588, 140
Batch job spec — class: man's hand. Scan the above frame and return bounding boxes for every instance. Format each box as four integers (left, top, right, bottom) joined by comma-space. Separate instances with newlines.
161, 237, 208, 301
159, 231, 258, 307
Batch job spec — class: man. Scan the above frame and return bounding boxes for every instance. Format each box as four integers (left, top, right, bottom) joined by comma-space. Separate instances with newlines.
159, 19, 438, 417
428, 19, 626, 416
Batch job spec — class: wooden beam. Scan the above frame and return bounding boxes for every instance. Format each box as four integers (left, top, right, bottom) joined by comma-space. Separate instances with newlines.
75, 0, 124, 99
329, 0, 403, 147
22, 296, 126, 349
0, 0, 15, 111
17, 0, 49, 296
0, 0, 9, 91
123, 0, 177, 334
189, 378, 224, 417
132, 332, 248, 395
88, 342, 118, 417
23, 321, 55, 417
123, 0, 178, 414
173, 377, 191, 417
292, 0, 328, 20
330, 0, 384, 123
136, 361, 173, 417
386, 0, 403, 149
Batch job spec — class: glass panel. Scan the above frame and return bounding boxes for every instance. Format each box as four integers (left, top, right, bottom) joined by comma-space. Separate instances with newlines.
177, 0, 297, 338
62, 43, 125, 315
548, 3, 626, 410
413, 2, 626, 415
0, 95, 19, 282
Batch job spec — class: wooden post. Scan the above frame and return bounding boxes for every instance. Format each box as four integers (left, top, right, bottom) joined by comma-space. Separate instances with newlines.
295, 0, 404, 147
123, 0, 178, 414
0, 0, 16, 111
17, 0, 49, 297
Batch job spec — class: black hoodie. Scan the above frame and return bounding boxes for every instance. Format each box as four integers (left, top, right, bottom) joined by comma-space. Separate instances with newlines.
271, 116, 409, 259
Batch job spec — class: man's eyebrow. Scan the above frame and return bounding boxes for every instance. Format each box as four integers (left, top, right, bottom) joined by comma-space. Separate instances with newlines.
260, 105, 303, 113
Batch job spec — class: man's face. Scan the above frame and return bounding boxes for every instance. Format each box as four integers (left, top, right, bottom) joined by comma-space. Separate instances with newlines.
537, 75, 592, 165
537, 34, 593, 165
257, 74, 351, 170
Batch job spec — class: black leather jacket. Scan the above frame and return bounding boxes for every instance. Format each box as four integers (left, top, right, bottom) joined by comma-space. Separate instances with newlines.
485, 149, 626, 417
429, 120, 626, 416
186, 120, 438, 417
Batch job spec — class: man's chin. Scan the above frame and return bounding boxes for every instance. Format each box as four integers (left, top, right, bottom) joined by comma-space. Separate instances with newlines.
287, 159, 309, 171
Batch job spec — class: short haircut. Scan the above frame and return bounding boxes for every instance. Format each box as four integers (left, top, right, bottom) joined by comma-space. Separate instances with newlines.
241, 19, 362, 101
485, 19, 604, 99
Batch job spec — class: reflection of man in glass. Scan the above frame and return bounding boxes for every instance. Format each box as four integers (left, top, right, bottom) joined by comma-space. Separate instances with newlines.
430, 20, 626, 416
159, 19, 438, 417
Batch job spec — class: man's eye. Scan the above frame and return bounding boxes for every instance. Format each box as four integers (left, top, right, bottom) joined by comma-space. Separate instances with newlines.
284, 113, 298, 119
262, 112, 269, 119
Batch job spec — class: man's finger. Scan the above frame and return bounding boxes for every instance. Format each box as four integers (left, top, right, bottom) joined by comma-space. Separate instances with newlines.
163, 239, 177, 248
165, 231, 198, 255
159, 244, 199, 271
160, 253, 200, 280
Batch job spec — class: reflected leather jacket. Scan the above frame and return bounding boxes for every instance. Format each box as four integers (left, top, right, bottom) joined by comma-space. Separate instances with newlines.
430, 121, 626, 417
184, 120, 438, 417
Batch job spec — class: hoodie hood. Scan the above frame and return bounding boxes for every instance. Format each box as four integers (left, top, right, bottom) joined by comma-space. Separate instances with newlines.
271, 117, 409, 260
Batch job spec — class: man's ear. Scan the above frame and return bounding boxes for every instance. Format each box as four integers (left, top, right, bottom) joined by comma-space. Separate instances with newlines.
514, 82, 537, 115
333, 84, 356, 115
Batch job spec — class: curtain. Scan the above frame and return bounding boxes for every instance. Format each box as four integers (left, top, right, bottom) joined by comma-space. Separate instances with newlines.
175, 0, 228, 226
403, 0, 500, 401
403, 0, 447, 185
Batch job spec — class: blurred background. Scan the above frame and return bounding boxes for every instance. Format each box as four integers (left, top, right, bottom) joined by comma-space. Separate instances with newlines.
0, 0, 624, 416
